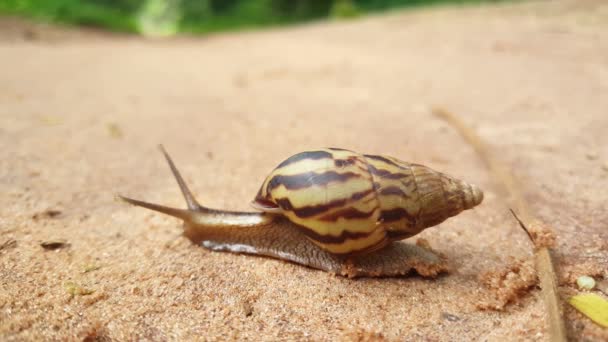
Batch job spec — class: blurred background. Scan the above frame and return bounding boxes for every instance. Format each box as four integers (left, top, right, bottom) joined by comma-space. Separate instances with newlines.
2, 0, 608, 341
0, 0, 506, 36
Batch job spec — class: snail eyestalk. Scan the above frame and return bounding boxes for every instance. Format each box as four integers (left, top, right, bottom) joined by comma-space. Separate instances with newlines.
158, 144, 204, 211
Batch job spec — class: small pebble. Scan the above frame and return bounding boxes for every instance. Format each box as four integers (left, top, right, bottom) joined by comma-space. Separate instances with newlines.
602, 162, 608, 172
577, 275, 596, 290
32, 209, 62, 220
441, 312, 461, 322
40, 240, 69, 250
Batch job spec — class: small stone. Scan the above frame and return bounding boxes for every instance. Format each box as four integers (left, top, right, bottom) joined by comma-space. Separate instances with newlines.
32, 209, 62, 220
602, 162, 608, 172
576, 275, 596, 290
242, 301, 254, 317
442, 312, 461, 322
40, 240, 69, 250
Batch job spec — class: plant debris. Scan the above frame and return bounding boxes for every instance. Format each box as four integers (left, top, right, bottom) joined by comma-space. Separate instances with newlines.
569, 293, 608, 328
83, 264, 101, 273
65, 281, 95, 296
107, 122, 123, 138
434, 107, 567, 341
509, 210, 556, 250
242, 300, 254, 317
0, 239, 17, 251
341, 328, 386, 342
40, 240, 70, 250
32, 209, 62, 220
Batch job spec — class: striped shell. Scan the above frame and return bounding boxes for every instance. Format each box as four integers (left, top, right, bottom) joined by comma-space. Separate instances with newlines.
252, 148, 483, 255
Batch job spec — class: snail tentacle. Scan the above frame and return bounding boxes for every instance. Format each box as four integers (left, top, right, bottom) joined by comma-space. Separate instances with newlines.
158, 144, 204, 211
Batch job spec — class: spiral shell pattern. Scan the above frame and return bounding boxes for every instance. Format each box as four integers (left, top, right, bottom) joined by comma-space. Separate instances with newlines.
252, 148, 482, 255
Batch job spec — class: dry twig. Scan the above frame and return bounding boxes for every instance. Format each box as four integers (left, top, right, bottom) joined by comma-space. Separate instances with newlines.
433, 107, 567, 342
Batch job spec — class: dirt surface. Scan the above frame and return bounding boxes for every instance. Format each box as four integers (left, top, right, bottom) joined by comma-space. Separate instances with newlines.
1, 0, 608, 340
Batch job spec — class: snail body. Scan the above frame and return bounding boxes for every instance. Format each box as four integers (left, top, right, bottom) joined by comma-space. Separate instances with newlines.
120, 147, 483, 277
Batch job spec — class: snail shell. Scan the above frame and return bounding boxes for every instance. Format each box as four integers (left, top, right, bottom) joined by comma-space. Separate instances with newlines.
251, 148, 483, 255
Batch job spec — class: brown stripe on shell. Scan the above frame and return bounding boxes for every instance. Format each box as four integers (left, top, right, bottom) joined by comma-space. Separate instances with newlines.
379, 185, 409, 197
274, 188, 374, 218
318, 207, 377, 222
295, 224, 375, 244
380, 208, 415, 223
334, 157, 358, 168
364, 154, 406, 169
362, 196, 377, 205
267, 171, 361, 191
276, 150, 334, 168
367, 164, 410, 180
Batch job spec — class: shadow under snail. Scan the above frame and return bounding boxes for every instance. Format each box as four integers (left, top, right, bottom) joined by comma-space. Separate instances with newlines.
120, 146, 483, 278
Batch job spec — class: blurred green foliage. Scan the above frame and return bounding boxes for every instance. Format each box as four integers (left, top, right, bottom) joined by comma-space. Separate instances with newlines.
0, 0, 507, 35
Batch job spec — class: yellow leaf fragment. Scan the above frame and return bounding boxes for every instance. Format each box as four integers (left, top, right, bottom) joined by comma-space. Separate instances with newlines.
569, 293, 608, 328
82, 264, 101, 273
64, 281, 95, 296
107, 123, 123, 138
39, 115, 62, 125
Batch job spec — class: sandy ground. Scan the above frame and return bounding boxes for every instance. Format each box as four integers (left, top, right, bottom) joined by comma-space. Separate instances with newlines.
1, 0, 608, 340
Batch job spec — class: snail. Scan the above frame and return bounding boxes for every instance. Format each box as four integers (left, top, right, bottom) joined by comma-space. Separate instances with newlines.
120, 146, 483, 277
